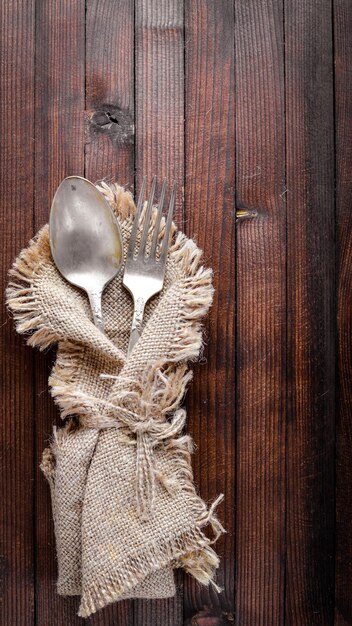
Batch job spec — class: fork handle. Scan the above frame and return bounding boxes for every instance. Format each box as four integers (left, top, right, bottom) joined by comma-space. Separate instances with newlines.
127, 296, 146, 357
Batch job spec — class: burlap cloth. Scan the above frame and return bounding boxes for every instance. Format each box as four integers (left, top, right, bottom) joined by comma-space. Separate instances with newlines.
6, 182, 224, 617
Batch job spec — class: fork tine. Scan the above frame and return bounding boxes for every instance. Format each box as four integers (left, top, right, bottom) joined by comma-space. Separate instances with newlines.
149, 178, 167, 259
128, 175, 147, 256
159, 181, 176, 262
138, 176, 156, 257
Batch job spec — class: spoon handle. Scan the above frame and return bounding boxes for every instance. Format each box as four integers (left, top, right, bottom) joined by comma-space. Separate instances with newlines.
87, 290, 104, 333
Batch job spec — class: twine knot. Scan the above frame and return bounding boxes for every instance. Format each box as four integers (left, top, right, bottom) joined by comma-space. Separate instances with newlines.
108, 365, 192, 520
121, 407, 186, 520
132, 419, 155, 436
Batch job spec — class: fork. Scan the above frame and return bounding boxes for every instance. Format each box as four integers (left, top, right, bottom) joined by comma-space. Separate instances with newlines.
123, 176, 176, 357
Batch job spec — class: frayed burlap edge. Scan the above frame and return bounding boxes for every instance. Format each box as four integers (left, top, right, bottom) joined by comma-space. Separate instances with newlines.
78, 510, 223, 618
6, 226, 60, 349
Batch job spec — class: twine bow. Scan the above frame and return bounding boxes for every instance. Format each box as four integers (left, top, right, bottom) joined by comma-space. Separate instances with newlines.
97, 365, 193, 519
121, 407, 186, 519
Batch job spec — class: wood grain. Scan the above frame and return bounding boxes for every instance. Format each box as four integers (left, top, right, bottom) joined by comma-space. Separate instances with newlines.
334, 0, 352, 624
135, 0, 184, 220
134, 0, 184, 622
285, 1, 335, 624
34, 1, 86, 623
0, 1, 348, 624
85, 1, 135, 622
184, 0, 235, 622
85, 0, 134, 189
234, 2, 286, 625
0, 2, 35, 623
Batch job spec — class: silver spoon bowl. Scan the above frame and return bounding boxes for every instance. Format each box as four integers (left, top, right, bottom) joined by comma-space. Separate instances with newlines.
49, 176, 123, 333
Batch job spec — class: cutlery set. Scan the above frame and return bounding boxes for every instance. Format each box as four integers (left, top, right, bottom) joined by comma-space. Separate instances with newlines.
49, 175, 175, 352
7, 176, 222, 618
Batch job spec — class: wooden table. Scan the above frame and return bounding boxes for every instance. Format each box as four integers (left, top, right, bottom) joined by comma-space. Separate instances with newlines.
1, 1, 351, 624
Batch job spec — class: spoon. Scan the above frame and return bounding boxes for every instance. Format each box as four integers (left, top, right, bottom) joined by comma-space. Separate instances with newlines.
49, 176, 123, 334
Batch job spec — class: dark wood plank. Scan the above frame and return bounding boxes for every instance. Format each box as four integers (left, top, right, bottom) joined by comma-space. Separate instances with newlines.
0, 2, 35, 624
34, 1, 86, 623
234, 2, 286, 625
285, 1, 335, 624
135, 0, 184, 221
85, 1, 134, 623
184, 0, 235, 622
134, 1, 185, 623
334, 0, 352, 624
85, 0, 134, 190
